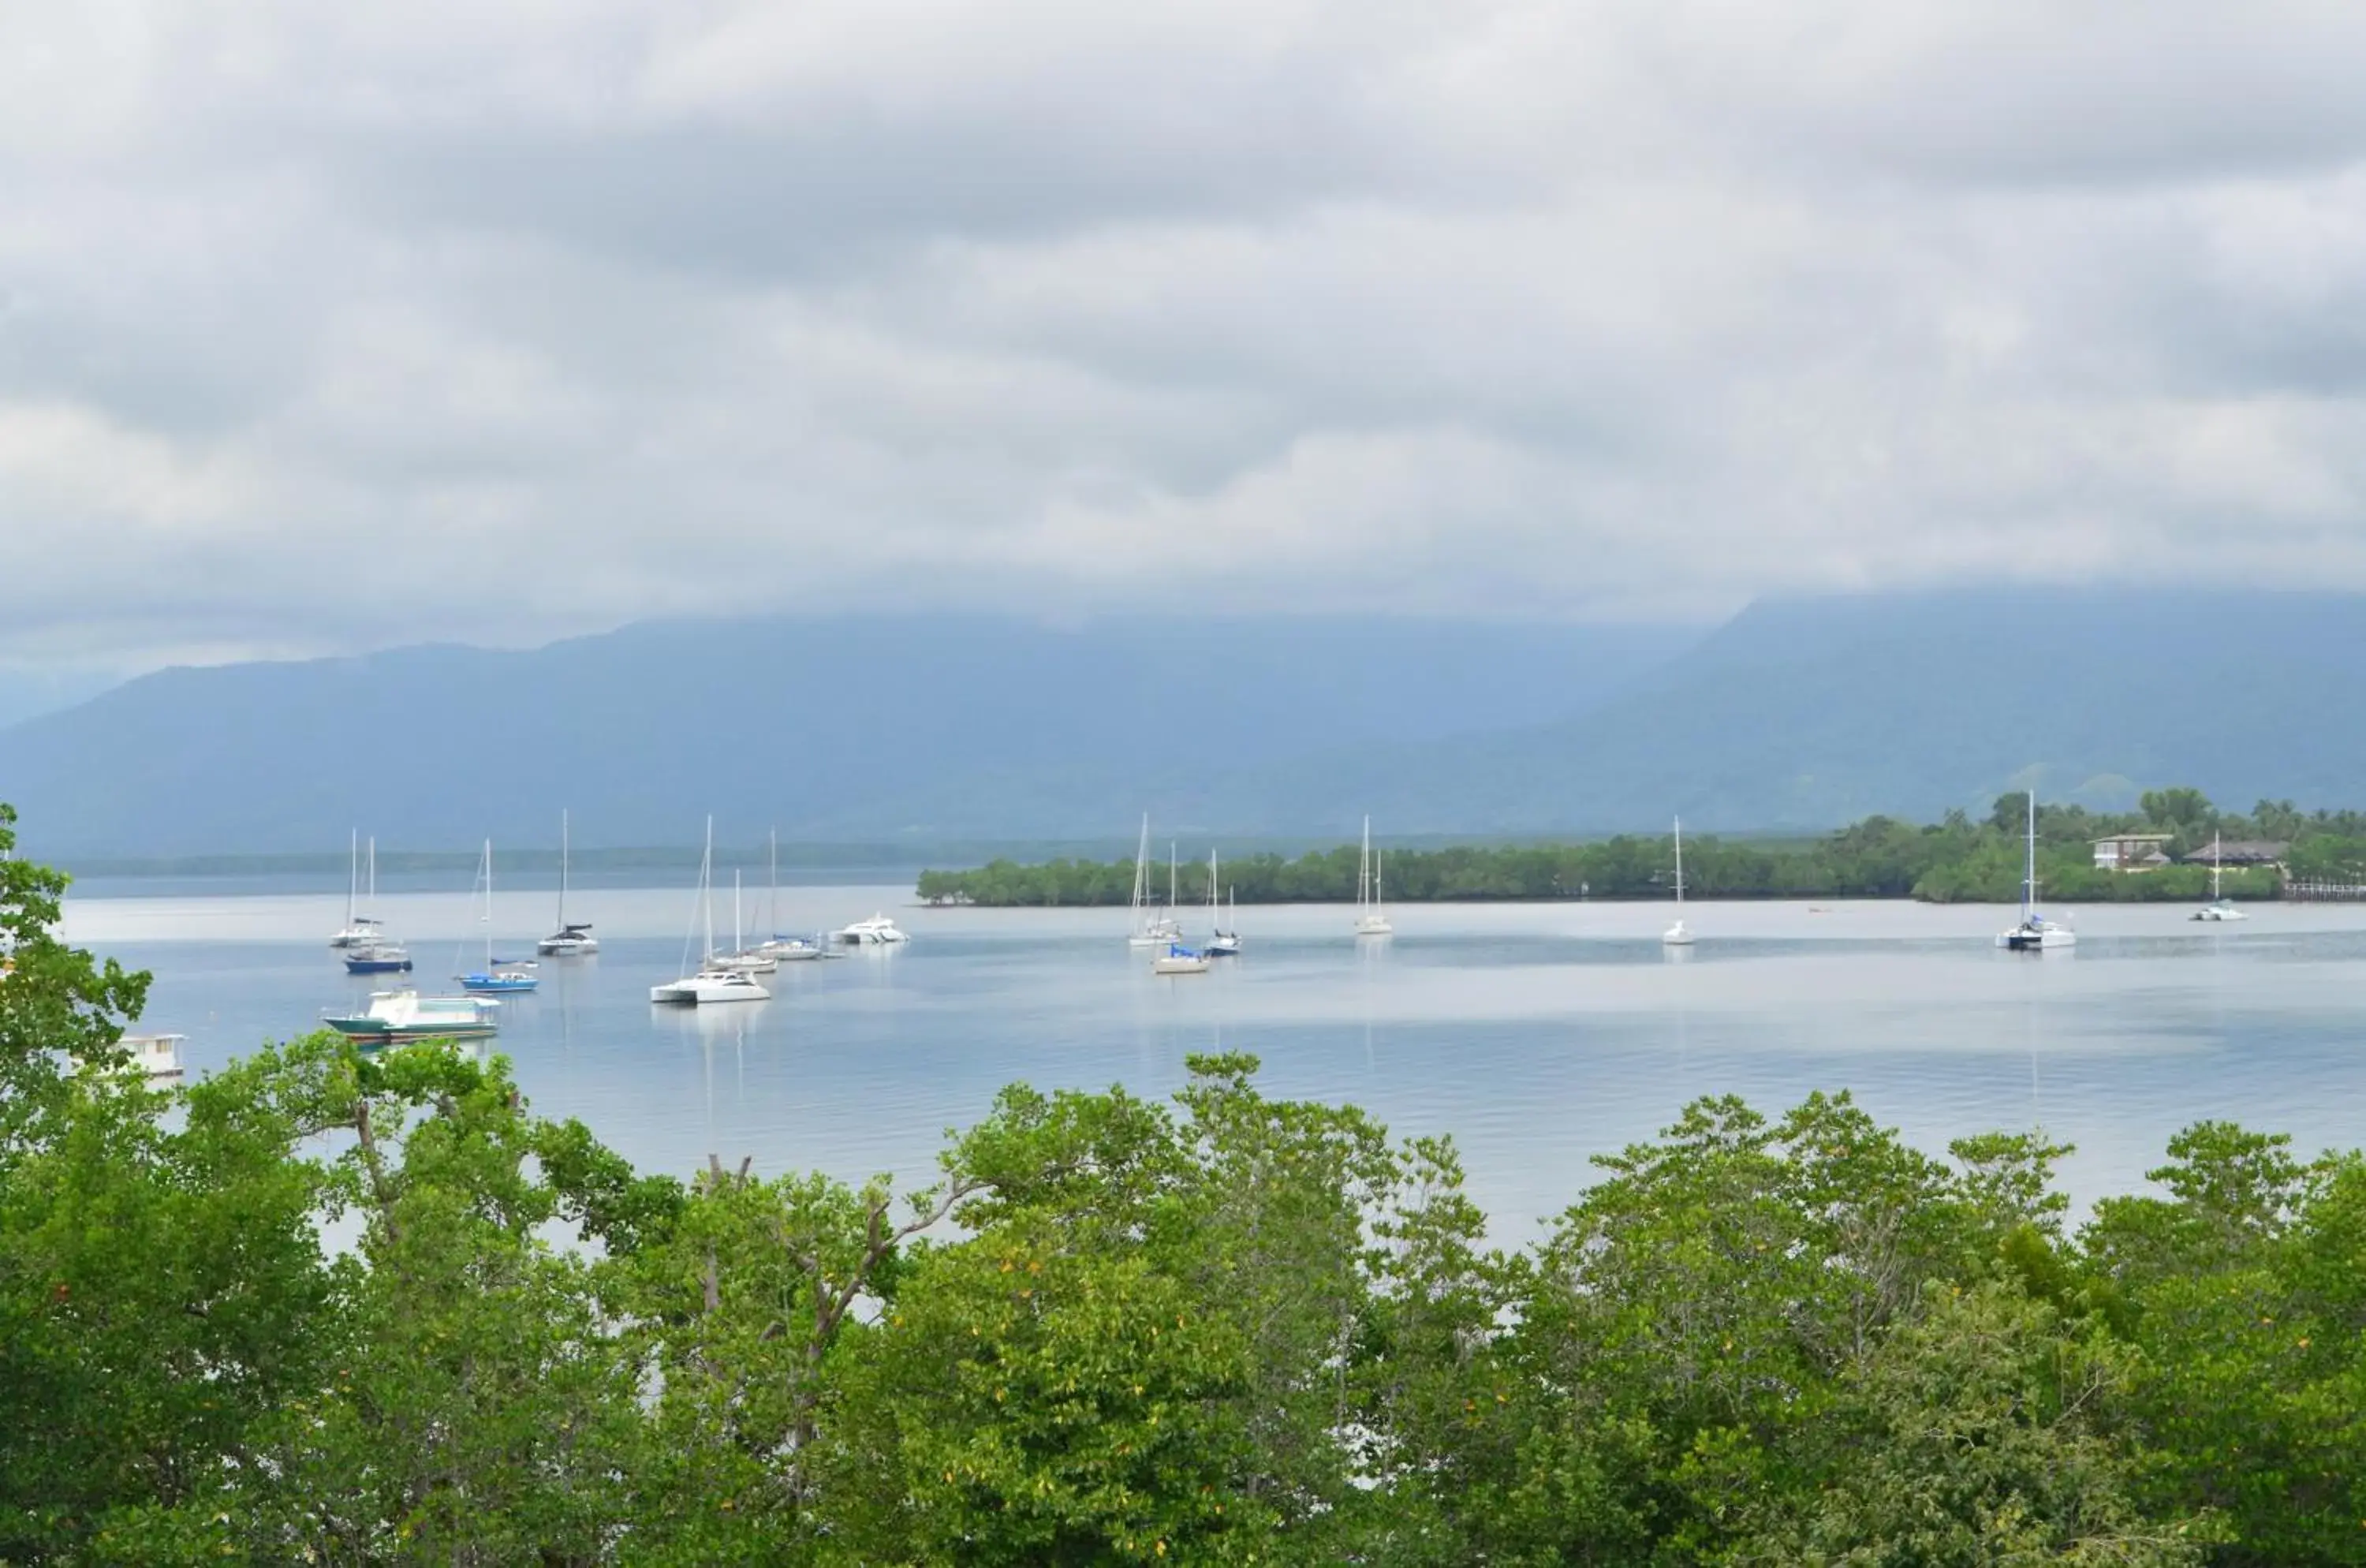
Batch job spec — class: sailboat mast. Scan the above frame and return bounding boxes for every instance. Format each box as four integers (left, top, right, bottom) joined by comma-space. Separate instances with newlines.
2025, 791, 2037, 917
1674, 816, 1685, 909
770, 829, 779, 939
483, 839, 494, 967
367, 837, 376, 906
558, 809, 569, 927
1168, 842, 1177, 919
348, 830, 358, 923
702, 817, 715, 964
2211, 832, 2223, 899
734, 870, 743, 954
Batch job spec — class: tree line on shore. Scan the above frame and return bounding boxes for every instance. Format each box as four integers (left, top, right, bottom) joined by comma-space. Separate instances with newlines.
5, 801, 2365, 1562
917, 788, 2360, 905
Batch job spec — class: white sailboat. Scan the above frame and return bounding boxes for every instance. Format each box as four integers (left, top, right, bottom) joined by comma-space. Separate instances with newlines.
2191, 832, 2249, 922
651, 819, 771, 1004
1354, 816, 1394, 937
1207, 849, 1241, 957
328, 829, 383, 948
1996, 792, 2076, 951
538, 809, 599, 955
1127, 815, 1182, 946
1663, 816, 1695, 946
715, 872, 778, 973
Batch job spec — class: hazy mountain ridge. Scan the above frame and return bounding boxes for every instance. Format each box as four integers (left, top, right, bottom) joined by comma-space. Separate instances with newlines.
0, 614, 1696, 857
6, 592, 2361, 858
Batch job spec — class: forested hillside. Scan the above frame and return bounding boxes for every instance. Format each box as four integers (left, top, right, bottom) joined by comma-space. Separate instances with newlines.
920, 789, 2333, 905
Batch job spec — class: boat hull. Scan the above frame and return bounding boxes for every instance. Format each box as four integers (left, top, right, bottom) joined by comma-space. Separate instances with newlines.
344, 956, 413, 974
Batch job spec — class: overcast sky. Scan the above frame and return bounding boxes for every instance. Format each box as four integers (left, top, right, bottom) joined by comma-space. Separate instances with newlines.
8, 0, 2366, 679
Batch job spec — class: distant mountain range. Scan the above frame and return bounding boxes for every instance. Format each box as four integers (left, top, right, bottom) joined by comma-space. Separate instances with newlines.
0, 614, 1695, 858
4, 590, 2361, 861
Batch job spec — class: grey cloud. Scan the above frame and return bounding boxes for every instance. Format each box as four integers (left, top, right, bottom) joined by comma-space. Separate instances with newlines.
9, 0, 2366, 669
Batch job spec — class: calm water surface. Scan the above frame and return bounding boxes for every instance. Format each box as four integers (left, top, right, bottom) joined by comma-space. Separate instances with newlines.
59, 883, 2366, 1242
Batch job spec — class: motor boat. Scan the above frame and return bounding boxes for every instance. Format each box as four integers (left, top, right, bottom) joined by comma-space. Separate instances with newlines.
1662, 918, 1694, 947
328, 916, 383, 950
323, 990, 499, 1046
344, 943, 414, 975
762, 934, 830, 961
538, 922, 599, 957
833, 913, 909, 945
650, 968, 771, 1005
457, 965, 539, 995
1152, 943, 1211, 976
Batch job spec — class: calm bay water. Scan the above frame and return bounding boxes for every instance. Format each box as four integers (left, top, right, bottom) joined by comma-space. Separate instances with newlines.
59, 882, 2366, 1242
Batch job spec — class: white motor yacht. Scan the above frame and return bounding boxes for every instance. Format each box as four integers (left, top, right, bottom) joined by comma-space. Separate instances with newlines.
833, 913, 909, 945
651, 968, 771, 1005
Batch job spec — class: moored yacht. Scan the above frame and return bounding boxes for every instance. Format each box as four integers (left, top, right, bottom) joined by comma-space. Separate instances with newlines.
1354, 817, 1394, 937
344, 942, 414, 975
1663, 816, 1695, 947
2190, 833, 2249, 922
833, 913, 909, 945
1127, 816, 1183, 946
1152, 941, 1211, 976
1996, 792, 2076, 952
455, 839, 539, 994
651, 818, 772, 1004
651, 968, 771, 1005
537, 809, 600, 955
324, 990, 500, 1046
329, 831, 383, 947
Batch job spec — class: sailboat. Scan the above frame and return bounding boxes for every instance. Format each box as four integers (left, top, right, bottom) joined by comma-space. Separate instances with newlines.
341, 837, 415, 973
759, 830, 827, 959
537, 809, 599, 955
457, 840, 540, 994
1996, 792, 2076, 951
1354, 816, 1393, 937
651, 819, 771, 1004
328, 830, 383, 947
2191, 832, 2249, 922
1663, 816, 1695, 946
1207, 849, 1241, 957
715, 871, 779, 973
1127, 815, 1182, 947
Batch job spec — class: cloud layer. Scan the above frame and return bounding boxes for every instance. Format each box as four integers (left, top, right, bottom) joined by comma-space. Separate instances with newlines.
9, 0, 2366, 666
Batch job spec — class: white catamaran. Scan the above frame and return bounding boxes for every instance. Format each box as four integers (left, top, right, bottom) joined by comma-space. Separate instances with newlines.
1355, 816, 1393, 937
1663, 816, 1695, 946
651, 819, 771, 1005
1996, 792, 2076, 951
